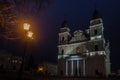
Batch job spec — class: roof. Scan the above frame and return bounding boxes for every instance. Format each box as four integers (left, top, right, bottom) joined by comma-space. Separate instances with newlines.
92, 10, 101, 19
61, 20, 69, 28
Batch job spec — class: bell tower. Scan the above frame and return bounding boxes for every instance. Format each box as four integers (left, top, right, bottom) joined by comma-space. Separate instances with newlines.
89, 10, 104, 40
88, 10, 111, 76
58, 20, 71, 76
58, 20, 71, 44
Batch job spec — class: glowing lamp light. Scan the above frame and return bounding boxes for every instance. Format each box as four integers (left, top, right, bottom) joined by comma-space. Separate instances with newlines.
38, 66, 43, 72
27, 31, 33, 39
23, 23, 30, 31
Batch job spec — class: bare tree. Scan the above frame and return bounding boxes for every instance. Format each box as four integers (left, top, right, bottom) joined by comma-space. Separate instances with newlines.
13, 0, 51, 24
0, 0, 18, 40
0, 0, 51, 40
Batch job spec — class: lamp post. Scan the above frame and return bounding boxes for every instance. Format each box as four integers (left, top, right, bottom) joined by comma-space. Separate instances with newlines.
18, 23, 33, 80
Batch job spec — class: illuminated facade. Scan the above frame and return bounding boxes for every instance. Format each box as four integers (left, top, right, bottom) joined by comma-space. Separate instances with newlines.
57, 10, 111, 77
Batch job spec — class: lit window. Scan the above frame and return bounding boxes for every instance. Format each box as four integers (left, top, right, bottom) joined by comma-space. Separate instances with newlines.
76, 47, 80, 54
38, 66, 44, 72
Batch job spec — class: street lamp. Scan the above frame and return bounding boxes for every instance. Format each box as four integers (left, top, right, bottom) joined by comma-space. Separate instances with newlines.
23, 23, 33, 39
23, 23, 30, 31
18, 23, 33, 80
27, 31, 33, 39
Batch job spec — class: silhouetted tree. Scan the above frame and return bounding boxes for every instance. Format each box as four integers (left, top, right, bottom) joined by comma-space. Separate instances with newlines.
13, 0, 51, 27
0, 0, 51, 40
0, 0, 18, 40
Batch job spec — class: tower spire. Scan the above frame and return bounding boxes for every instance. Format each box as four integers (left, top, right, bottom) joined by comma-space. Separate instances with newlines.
61, 20, 68, 28
92, 2, 101, 20
61, 14, 68, 28
92, 10, 101, 19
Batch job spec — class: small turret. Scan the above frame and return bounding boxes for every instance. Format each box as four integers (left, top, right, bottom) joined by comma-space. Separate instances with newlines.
58, 20, 71, 44
89, 10, 104, 40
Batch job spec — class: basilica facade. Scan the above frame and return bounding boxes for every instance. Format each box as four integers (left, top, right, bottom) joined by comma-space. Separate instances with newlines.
57, 10, 111, 77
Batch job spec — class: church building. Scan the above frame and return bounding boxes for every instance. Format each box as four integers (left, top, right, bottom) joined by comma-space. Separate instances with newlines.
57, 10, 111, 77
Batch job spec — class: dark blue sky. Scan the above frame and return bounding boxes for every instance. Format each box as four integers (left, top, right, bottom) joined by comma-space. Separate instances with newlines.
33, 0, 120, 72
1, 0, 120, 72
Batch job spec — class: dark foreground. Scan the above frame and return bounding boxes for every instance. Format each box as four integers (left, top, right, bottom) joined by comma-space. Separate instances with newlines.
0, 77, 119, 80
0, 71, 119, 80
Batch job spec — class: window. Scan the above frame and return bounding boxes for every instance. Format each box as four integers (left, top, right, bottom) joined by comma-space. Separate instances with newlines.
61, 49, 64, 58
95, 29, 97, 35
95, 45, 98, 51
61, 49, 64, 55
76, 47, 80, 54
62, 37, 64, 42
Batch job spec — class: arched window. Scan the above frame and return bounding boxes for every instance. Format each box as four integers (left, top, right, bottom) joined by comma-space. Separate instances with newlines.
61, 49, 64, 58
62, 37, 64, 42
95, 45, 98, 51
61, 49, 64, 55
76, 47, 80, 54
95, 29, 97, 35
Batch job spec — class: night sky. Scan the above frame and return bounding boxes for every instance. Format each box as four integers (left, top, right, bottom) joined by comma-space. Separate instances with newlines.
1, 0, 120, 72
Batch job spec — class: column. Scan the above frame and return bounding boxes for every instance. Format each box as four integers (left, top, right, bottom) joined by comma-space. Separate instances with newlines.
71, 60, 74, 76
66, 61, 68, 76
77, 60, 80, 76
83, 60, 86, 76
